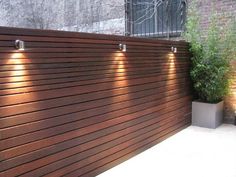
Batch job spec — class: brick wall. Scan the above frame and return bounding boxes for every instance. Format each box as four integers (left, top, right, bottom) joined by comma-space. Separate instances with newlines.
193, 0, 236, 35
225, 62, 236, 123
190, 0, 236, 123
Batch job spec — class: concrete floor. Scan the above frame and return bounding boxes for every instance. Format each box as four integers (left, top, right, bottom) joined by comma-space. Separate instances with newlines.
97, 124, 236, 177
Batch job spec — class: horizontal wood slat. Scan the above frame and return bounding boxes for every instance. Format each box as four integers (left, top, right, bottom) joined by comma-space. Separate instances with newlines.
1, 104, 191, 172
0, 27, 192, 177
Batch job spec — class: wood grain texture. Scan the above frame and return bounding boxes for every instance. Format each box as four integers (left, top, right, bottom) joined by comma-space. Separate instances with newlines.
0, 27, 192, 177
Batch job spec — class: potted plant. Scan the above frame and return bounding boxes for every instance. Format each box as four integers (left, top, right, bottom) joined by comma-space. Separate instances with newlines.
184, 3, 235, 128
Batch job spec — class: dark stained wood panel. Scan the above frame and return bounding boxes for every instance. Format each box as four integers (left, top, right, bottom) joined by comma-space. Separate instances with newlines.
0, 26, 192, 177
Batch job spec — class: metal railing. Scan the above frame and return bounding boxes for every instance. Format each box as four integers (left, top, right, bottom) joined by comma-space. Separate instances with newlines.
125, 0, 186, 38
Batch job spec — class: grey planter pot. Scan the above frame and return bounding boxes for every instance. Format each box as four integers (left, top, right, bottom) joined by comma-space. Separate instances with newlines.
192, 101, 223, 129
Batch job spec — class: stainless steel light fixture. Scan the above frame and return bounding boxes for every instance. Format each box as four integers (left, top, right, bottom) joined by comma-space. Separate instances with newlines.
171, 46, 177, 53
15, 40, 25, 50
119, 43, 127, 52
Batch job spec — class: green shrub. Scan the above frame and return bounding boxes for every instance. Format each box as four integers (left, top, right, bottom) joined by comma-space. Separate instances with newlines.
184, 2, 235, 103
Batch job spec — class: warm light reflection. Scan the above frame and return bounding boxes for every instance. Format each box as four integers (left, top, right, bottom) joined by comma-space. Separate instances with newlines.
231, 90, 236, 112
7, 53, 27, 85
113, 52, 127, 78
14, 64, 25, 70
117, 60, 126, 74
111, 51, 130, 102
11, 53, 24, 59
229, 69, 236, 112
167, 53, 176, 79
3, 52, 38, 124
161, 53, 178, 107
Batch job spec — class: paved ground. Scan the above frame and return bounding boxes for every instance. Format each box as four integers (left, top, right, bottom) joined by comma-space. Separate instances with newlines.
97, 124, 236, 177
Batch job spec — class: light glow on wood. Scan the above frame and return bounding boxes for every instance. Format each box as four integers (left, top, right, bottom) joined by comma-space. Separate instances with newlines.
114, 52, 126, 78
112, 52, 130, 101
7, 53, 27, 84
167, 53, 176, 79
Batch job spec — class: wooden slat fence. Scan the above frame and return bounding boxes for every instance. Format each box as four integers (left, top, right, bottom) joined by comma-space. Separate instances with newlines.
0, 27, 192, 177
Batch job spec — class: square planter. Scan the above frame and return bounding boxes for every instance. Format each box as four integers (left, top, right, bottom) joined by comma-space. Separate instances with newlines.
192, 101, 223, 129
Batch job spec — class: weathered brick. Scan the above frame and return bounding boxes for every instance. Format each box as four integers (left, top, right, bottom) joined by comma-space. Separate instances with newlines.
187, 0, 236, 123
